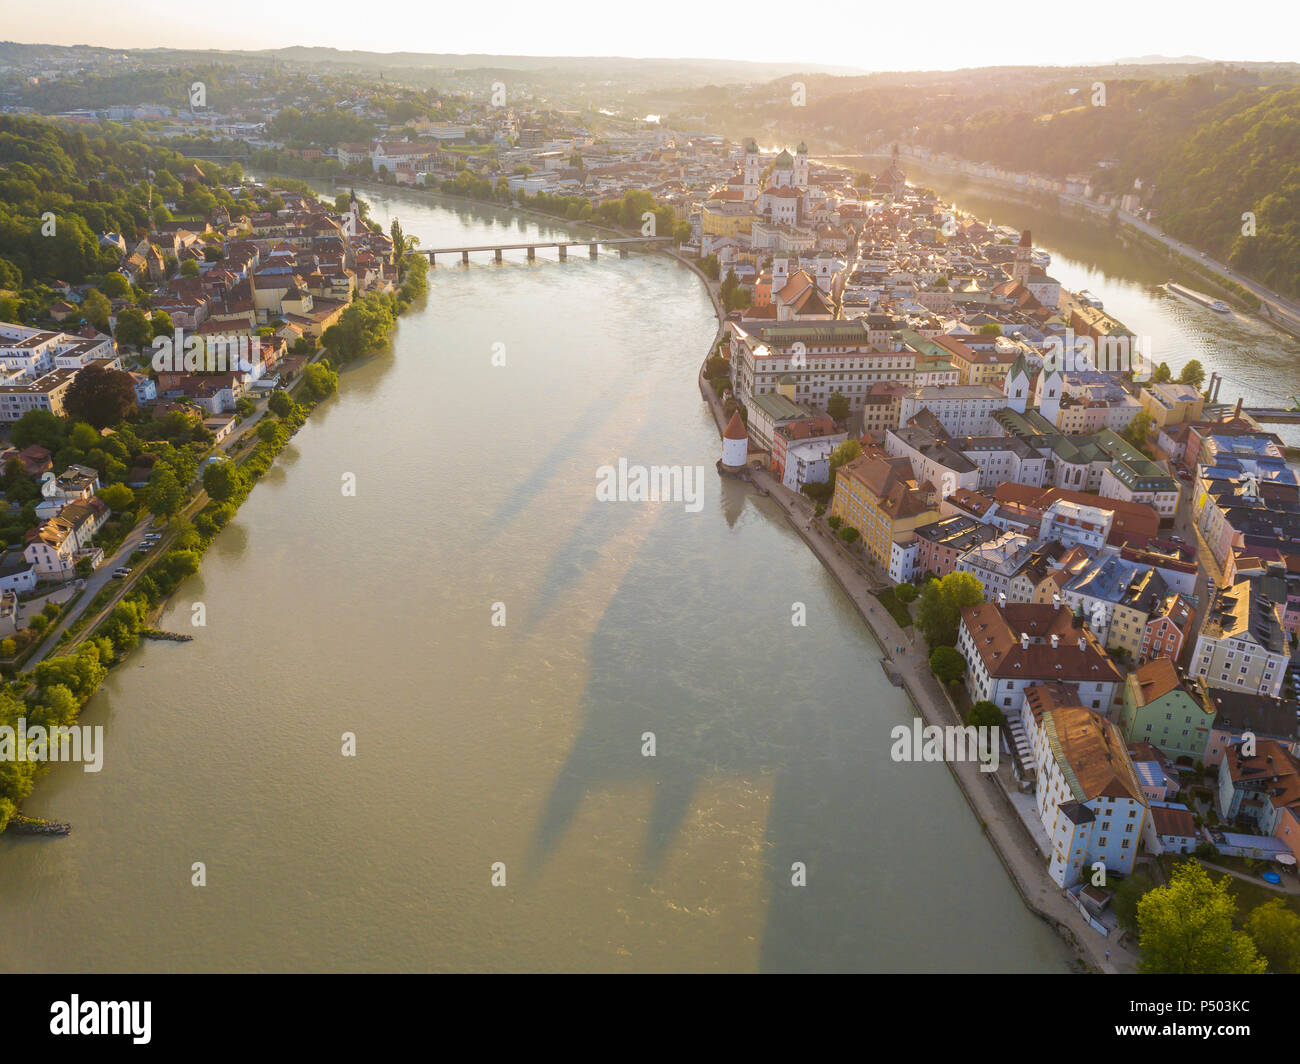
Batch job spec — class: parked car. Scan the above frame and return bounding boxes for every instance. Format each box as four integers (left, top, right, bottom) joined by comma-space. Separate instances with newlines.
112, 567, 132, 578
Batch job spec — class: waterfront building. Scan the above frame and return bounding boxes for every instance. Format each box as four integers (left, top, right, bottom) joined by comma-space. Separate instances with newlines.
1027, 703, 1148, 887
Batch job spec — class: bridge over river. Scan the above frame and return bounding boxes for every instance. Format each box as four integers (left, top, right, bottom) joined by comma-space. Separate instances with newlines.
423, 236, 670, 264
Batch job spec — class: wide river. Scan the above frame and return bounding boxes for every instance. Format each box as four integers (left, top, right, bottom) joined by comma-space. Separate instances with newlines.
1, 183, 1089, 973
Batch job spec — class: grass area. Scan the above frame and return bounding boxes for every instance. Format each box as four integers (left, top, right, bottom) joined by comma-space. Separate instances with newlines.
874, 587, 913, 628
1157, 854, 1300, 927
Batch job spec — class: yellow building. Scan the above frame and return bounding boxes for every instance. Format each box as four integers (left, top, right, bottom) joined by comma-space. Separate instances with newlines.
701, 202, 755, 242
934, 335, 1019, 388
830, 454, 940, 567
1139, 382, 1205, 428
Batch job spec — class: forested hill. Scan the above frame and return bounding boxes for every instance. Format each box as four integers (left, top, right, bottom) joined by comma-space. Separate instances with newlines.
0, 115, 245, 293
918, 77, 1300, 301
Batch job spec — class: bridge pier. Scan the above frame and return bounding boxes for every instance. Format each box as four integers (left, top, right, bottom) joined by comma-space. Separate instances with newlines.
527, 246, 535, 262
589, 243, 598, 258
494, 249, 502, 263
461, 251, 469, 265
558, 245, 567, 261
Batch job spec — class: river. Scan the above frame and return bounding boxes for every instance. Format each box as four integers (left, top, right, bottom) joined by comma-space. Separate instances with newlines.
0, 183, 1073, 973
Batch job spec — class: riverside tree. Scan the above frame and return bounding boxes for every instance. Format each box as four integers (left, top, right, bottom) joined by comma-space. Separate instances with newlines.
916, 571, 985, 648
1137, 861, 1267, 974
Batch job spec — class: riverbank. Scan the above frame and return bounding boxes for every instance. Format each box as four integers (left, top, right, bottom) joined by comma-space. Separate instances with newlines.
2, 225, 422, 838
693, 287, 1128, 974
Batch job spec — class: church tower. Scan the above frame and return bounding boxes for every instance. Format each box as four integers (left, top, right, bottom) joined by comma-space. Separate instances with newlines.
743, 138, 760, 202
1034, 362, 1063, 425
1004, 354, 1030, 414
1012, 230, 1033, 285
794, 142, 809, 189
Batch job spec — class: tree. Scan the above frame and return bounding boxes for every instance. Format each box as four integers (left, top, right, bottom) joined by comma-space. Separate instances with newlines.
916, 572, 985, 648
100, 272, 130, 299
1122, 409, 1155, 451
895, 583, 919, 605
150, 310, 173, 341
1244, 898, 1300, 974
114, 307, 153, 351
1136, 861, 1267, 974
62, 366, 138, 429
827, 391, 849, 422
827, 438, 861, 489
1112, 872, 1156, 932
839, 526, 860, 544
967, 700, 1003, 729
180, 260, 200, 277
268, 390, 296, 418
11, 409, 67, 450
96, 483, 133, 512
1178, 359, 1206, 389
82, 288, 111, 332
144, 466, 185, 519
301, 363, 339, 400
929, 645, 967, 685
201, 460, 245, 504
1151, 361, 1173, 383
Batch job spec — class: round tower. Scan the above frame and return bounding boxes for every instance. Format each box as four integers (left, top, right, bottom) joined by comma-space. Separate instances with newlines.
721, 412, 749, 470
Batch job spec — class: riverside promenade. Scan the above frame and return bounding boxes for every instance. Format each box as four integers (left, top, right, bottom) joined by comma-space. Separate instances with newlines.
698, 358, 1137, 974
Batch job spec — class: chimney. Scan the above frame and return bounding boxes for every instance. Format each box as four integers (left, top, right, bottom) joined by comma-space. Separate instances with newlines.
1020, 632, 1029, 650
1051, 633, 1059, 649
1234, 397, 1243, 420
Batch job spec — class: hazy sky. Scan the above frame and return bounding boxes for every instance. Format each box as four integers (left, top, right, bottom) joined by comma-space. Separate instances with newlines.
3, 0, 1295, 71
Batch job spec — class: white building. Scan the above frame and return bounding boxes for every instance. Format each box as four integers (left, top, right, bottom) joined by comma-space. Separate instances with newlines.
898, 385, 1006, 437
1029, 703, 1148, 887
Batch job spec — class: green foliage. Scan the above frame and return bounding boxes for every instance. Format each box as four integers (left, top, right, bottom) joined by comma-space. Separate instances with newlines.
1112, 872, 1157, 932
267, 390, 296, 418
1244, 898, 1300, 974
826, 391, 849, 422
827, 514, 842, 530
201, 460, 245, 504
839, 526, 860, 544
1137, 861, 1267, 974
114, 307, 153, 351
1178, 359, 1206, 389
917, 571, 986, 648
302, 364, 339, 400
321, 291, 396, 363
928, 645, 967, 685
143, 465, 184, 519
62, 365, 138, 429
1122, 409, 1155, 452
967, 699, 1002, 728
894, 583, 918, 605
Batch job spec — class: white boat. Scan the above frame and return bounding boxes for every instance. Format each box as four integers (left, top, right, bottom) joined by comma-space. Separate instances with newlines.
1165, 281, 1230, 313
